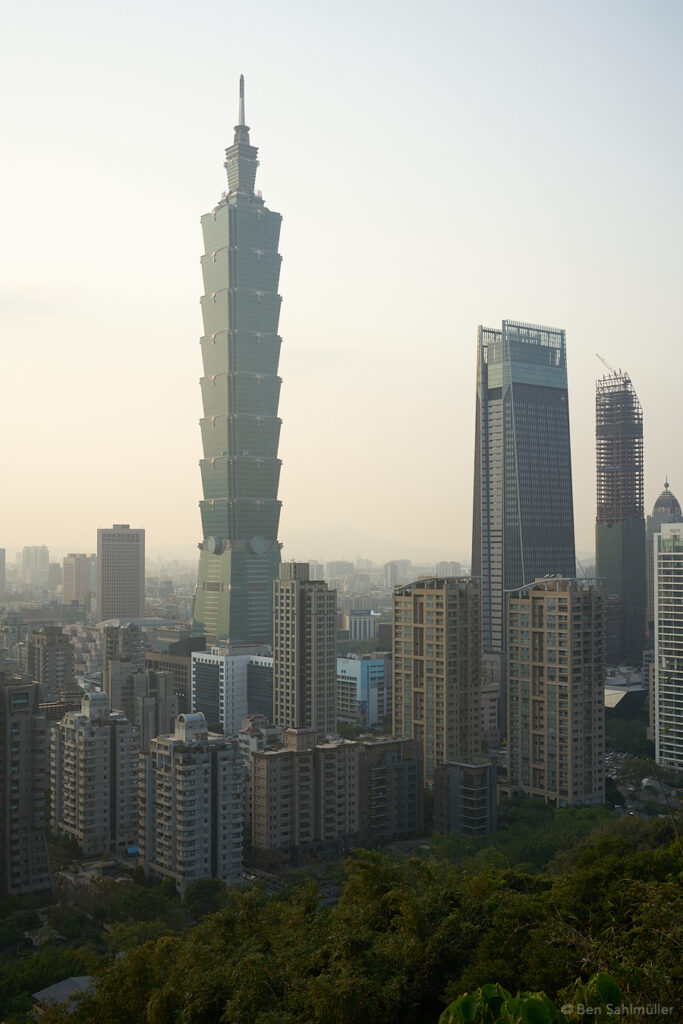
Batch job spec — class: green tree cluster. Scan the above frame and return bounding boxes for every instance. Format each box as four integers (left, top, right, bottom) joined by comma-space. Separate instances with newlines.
34, 814, 681, 1024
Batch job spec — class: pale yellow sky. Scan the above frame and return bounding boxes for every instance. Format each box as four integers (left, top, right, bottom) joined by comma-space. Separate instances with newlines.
1, 0, 681, 563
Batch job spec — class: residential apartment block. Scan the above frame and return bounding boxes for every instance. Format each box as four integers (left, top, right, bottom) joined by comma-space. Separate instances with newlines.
653, 524, 683, 770
26, 626, 75, 702
251, 730, 422, 865
139, 714, 244, 893
50, 692, 139, 856
393, 577, 481, 784
273, 563, 337, 741
503, 577, 605, 807
104, 661, 178, 750
0, 675, 52, 896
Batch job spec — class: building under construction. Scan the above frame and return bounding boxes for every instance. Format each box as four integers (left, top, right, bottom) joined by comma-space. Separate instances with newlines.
595, 371, 646, 665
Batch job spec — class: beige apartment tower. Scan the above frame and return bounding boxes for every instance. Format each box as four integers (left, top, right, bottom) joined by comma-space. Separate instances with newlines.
251, 728, 359, 862
63, 553, 96, 608
503, 577, 605, 807
97, 524, 145, 621
273, 563, 337, 741
392, 577, 481, 784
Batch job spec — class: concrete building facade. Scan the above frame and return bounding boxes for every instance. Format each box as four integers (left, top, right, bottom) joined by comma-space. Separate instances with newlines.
26, 626, 75, 702
273, 563, 337, 741
653, 523, 683, 770
646, 482, 683, 641
503, 577, 605, 807
139, 714, 244, 894
392, 577, 481, 784
251, 730, 422, 864
105, 661, 178, 750
434, 758, 497, 835
62, 554, 96, 609
191, 647, 256, 736
336, 654, 391, 728
0, 675, 52, 896
50, 692, 139, 856
96, 525, 145, 621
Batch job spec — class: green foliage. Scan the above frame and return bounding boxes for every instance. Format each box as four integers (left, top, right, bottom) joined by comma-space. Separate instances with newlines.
431, 800, 611, 874
440, 982, 562, 1023
182, 876, 229, 920
440, 973, 625, 1023
606, 715, 653, 758
105, 919, 177, 954
0, 944, 90, 1023
3, 813, 681, 1024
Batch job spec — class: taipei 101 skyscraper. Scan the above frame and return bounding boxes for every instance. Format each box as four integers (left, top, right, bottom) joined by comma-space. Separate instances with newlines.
192, 77, 283, 646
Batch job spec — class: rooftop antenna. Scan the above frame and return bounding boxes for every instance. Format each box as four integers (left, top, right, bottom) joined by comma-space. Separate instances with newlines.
238, 74, 246, 126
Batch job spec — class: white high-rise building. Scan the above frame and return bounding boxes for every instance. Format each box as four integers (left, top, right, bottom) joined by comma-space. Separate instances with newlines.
654, 523, 683, 770
97, 525, 145, 621
191, 648, 251, 736
139, 714, 244, 893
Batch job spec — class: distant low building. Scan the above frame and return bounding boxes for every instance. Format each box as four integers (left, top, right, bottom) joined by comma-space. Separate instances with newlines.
336, 654, 391, 728
345, 610, 379, 641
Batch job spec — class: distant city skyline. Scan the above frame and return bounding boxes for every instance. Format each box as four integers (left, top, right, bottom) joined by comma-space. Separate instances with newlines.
2, 2, 682, 560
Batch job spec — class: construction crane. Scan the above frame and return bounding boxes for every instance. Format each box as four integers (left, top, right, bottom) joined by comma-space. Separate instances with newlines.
596, 353, 619, 375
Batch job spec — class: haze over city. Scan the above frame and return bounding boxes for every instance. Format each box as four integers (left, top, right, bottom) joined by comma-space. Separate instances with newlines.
2, 0, 682, 562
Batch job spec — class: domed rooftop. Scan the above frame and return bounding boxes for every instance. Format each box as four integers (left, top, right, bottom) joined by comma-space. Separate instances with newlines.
652, 480, 682, 520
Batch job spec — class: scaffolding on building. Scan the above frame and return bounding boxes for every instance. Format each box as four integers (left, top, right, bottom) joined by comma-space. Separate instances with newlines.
596, 372, 644, 522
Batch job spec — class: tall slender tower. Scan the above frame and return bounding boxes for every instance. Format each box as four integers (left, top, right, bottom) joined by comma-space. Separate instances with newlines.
273, 564, 337, 742
193, 78, 283, 647
595, 372, 645, 665
472, 321, 576, 713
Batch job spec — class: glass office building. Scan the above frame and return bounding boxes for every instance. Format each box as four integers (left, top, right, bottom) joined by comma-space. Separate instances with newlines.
472, 321, 576, 665
193, 78, 283, 646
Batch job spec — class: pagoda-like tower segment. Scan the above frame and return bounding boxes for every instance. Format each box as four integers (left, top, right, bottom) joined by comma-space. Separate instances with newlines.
193, 77, 283, 647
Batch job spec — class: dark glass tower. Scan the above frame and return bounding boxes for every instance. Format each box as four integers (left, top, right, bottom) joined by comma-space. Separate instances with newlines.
595, 372, 645, 665
193, 78, 283, 647
472, 321, 576, 669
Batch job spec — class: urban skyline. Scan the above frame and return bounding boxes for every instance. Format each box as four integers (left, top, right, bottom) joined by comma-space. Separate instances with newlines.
2, 3, 683, 560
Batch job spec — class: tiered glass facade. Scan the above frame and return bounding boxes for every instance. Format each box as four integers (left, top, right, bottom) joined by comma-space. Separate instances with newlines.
192, 79, 283, 646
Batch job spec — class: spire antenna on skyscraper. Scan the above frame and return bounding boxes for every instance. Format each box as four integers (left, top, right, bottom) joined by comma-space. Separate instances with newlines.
238, 74, 246, 126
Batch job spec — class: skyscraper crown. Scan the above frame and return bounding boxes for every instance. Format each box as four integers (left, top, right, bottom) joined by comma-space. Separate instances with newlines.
224, 75, 259, 196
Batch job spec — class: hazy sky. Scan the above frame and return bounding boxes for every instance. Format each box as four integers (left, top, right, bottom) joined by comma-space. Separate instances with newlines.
2, 0, 681, 563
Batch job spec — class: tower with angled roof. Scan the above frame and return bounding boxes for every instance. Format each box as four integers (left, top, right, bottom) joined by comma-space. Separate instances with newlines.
471, 320, 576, 724
192, 77, 283, 647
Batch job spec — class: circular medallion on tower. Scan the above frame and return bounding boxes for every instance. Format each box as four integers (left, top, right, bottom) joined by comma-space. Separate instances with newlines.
205, 536, 223, 555
249, 536, 268, 556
